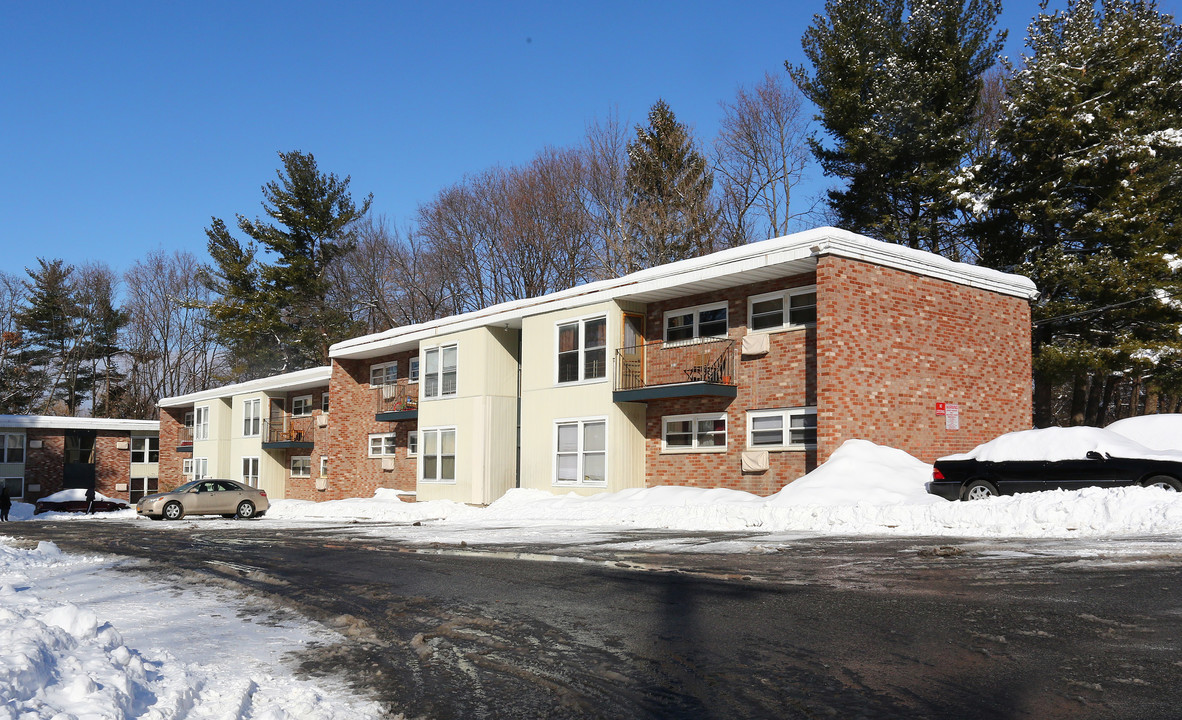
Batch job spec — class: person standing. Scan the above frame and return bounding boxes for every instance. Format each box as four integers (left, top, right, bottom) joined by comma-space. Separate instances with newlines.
0, 486, 10, 522
85, 486, 96, 514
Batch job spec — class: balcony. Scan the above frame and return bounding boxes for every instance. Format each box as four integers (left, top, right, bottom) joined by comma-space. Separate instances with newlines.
176, 426, 193, 452
613, 337, 738, 403
374, 380, 418, 422
262, 415, 317, 449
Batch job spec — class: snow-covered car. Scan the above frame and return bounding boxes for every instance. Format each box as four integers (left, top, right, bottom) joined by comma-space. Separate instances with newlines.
1105, 413, 1182, 451
137, 479, 268, 520
34, 489, 130, 514
928, 426, 1182, 501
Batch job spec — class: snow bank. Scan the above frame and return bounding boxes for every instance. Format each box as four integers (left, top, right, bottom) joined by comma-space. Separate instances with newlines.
1106, 413, 1182, 451
37, 488, 125, 504
939, 426, 1182, 462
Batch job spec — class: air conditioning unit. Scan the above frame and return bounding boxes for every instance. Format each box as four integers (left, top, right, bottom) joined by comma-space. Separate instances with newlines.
116, 441, 130, 450
115, 483, 128, 491
315, 478, 328, 491
741, 450, 770, 473
316, 414, 329, 427
27, 484, 40, 492
381, 457, 396, 471
28, 440, 42, 449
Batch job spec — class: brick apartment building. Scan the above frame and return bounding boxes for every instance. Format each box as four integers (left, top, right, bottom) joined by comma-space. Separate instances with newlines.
0, 415, 160, 503
157, 227, 1037, 503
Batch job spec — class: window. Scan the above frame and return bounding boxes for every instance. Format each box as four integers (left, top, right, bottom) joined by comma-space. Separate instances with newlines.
0, 433, 25, 463
182, 458, 193, 477
369, 361, 398, 387
130, 436, 159, 463
557, 316, 607, 384
242, 398, 261, 437
184, 412, 194, 428
747, 408, 817, 450
748, 286, 817, 331
292, 395, 313, 417
321, 393, 330, 413
291, 456, 311, 477
421, 428, 456, 483
194, 406, 209, 441
242, 457, 259, 487
130, 477, 158, 504
320, 456, 328, 478
2, 477, 23, 499
664, 302, 728, 342
554, 418, 606, 486
408, 430, 418, 457
423, 345, 458, 399
409, 357, 420, 383
192, 457, 209, 480
368, 433, 397, 457
662, 413, 727, 452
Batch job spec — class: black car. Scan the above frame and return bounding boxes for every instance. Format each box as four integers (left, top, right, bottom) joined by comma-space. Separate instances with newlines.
928, 427, 1182, 501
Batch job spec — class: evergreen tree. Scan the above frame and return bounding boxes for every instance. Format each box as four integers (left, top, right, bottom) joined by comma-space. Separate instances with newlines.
204, 151, 372, 376
623, 100, 718, 271
16, 259, 89, 414
75, 265, 130, 417
791, 0, 1005, 258
959, 0, 1182, 425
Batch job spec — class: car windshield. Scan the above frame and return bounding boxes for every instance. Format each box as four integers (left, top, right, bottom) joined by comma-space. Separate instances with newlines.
174, 480, 204, 493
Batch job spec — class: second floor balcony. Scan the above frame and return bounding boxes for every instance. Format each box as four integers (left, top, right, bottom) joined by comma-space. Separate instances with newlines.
374, 380, 418, 422
613, 337, 738, 403
262, 415, 317, 449
176, 425, 194, 451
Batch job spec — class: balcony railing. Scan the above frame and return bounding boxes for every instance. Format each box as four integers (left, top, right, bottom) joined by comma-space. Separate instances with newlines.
262, 415, 317, 447
614, 337, 737, 396
374, 380, 418, 416
177, 426, 194, 446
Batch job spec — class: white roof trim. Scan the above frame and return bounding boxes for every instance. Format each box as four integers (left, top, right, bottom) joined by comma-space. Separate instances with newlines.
157, 366, 333, 408
0, 415, 160, 432
330, 226, 1037, 360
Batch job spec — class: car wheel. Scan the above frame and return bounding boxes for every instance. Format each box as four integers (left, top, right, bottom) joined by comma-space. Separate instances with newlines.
963, 480, 999, 501
1143, 476, 1182, 492
163, 501, 184, 520
235, 501, 256, 519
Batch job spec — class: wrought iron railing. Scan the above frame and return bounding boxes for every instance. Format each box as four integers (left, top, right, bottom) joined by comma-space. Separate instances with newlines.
263, 415, 316, 444
177, 426, 194, 445
614, 337, 736, 391
374, 380, 418, 414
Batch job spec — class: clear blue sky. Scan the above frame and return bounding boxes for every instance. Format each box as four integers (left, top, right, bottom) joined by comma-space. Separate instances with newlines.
1, 0, 1108, 279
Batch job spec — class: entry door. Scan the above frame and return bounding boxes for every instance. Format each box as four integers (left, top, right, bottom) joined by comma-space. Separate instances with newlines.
619, 313, 646, 390
63, 430, 97, 489
269, 398, 285, 441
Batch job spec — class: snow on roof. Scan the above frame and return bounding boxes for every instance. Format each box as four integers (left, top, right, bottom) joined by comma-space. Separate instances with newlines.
157, 366, 332, 408
330, 226, 1039, 360
939, 426, 1182, 463
0, 415, 159, 432
1106, 414, 1182, 452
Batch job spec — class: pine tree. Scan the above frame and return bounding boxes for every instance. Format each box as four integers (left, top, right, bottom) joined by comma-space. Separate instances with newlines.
16, 259, 89, 414
791, 0, 1005, 258
623, 100, 718, 271
204, 151, 372, 376
959, 0, 1182, 425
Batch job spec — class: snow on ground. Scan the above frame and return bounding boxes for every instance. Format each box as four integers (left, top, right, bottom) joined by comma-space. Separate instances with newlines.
0, 539, 385, 719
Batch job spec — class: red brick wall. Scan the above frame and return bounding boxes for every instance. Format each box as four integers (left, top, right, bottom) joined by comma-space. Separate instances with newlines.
815, 255, 1032, 463
642, 274, 818, 494
305, 352, 418, 502
21, 429, 153, 501
158, 409, 189, 492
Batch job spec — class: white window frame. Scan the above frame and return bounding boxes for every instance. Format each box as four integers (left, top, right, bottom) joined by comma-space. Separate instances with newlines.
320, 456, 328, 478
130, 436, 159, 464
409, 357, 420, 383
182, 458, 193, 477
663, 301, 729, 343
291, 456, 312, 478
746, 407, 817, 451
748, 285, 817, 333
1, 477, 24, 500
553, 417, 608, 487
321, 392, 330, 413
291, 395, 313, 417
661, 413, 728, 453
192, 457, 209, 480
369, 361, 399, 387
0, 433, 25, 463
241, 456, 260, 487
420, 427, 457, 484
368, 433, 397, 457
408, 430, 418, 457
194, 406, 209, 441
242, 398, 262, 437
555, 314, 608, 385
422, 344, 458, 400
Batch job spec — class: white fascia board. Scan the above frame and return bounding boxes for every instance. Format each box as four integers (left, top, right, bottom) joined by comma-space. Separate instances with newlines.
157, 366, 333, 409
330, 226, 1037, 359
0, 415, 160, 432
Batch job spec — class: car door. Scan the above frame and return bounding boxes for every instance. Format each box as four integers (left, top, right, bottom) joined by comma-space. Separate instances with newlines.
1046, 452, 1126, 491
986, 460, 1049, 494
185, 481, 220, 514
213, 481, 244, 513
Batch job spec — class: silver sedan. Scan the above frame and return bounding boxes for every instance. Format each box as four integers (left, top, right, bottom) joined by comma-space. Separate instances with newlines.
137, 479, 269, 520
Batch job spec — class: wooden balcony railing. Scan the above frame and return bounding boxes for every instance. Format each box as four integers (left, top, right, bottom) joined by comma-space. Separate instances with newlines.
374, 380, 418, 414
614, 337, 736, 392
177, 426, 194, 446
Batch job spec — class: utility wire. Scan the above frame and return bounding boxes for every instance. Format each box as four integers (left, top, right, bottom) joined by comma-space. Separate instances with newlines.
1033, 288, 1182, 327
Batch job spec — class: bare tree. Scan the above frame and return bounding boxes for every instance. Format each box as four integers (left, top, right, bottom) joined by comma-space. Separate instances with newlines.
577, 111, 635, 279
0, 271, 31, 412
714, 72, 814, 245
